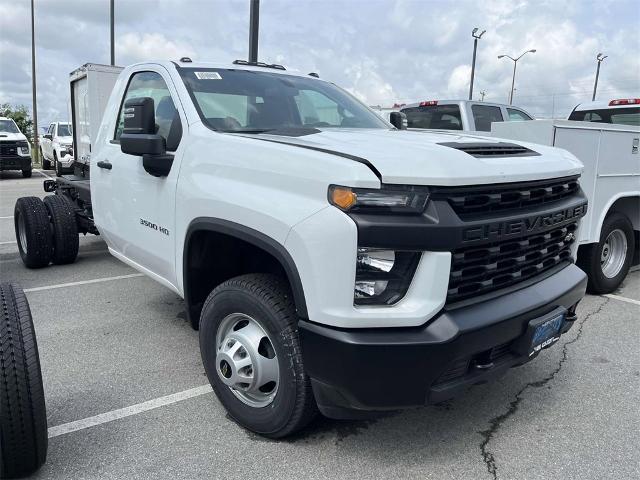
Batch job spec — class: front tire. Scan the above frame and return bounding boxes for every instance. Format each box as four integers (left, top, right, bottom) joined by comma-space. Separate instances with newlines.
41, 148, 51, 170
578, 211, 635, 294
0, 283, 48, 478
43, 195, 79, 265
199, 274, 317, 438
21, 168, 32, 178
14, 197, 52, 268
54, 152, 62, 177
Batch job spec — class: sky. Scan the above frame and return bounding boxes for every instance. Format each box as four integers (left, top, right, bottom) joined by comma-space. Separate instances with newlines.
1, 0, 638, 129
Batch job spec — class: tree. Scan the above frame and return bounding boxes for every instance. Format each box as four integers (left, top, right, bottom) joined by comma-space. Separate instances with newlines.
0, 104, 33, 136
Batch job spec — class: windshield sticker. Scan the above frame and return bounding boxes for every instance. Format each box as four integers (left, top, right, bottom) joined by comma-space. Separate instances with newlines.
194, 71, 222, 80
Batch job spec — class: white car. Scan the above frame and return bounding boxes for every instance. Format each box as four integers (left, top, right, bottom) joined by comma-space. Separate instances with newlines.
16, 60, 588, 438
40, 121, 74, 175
399, 99, 534, 132
0, 116, 32, 177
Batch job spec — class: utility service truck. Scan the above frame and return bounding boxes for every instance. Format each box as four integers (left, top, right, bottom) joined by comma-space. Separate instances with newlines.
15, 60, 589, 438
492, 98, 640, 294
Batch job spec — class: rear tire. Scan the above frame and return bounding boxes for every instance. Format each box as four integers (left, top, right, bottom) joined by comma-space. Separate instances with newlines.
14, 197, 52, 269
199, 274, 317, 438
21, 169, 32, 178
43, 195, 79, 265
577, 211, 635, 294
0, 283, 48, 478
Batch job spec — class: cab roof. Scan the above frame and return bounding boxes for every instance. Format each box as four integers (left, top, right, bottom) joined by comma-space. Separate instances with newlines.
574, 98, 640, 111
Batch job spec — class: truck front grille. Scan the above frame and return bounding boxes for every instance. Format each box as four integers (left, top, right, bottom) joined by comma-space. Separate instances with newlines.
0, 141, 19, 156
447, 221, 578, 304
433, 176, 580, 217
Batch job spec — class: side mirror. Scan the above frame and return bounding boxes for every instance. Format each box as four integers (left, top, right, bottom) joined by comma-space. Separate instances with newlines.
119, 97, 173, 177
389, 111, 408, 130
43, 134, 52, 140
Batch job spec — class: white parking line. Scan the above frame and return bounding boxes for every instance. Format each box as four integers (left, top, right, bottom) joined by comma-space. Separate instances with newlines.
24, 273, 145, 292
0, 216, 13, 219
0, 240, 17, 245
48, 385, 213, 438
604, 294, 640, 307
35, 169, 54, 180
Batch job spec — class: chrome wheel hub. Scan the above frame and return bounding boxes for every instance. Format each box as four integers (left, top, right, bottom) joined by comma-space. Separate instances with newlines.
216, 313, 279, 408
600, 229, 627, 279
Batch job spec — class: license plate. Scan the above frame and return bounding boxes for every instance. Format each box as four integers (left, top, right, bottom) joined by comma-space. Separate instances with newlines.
530, 314, 564, 356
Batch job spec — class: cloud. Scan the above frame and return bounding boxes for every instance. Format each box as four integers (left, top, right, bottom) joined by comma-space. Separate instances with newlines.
116, 33, 195, 65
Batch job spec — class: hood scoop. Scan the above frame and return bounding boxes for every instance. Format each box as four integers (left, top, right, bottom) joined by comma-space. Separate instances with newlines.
438, 142, 539, 158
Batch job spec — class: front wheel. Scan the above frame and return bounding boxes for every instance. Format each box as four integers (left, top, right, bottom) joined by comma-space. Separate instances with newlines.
54, 152, 63, 177
578, 211, 636, 294
199, 274, 317, 438
41, 148, 51, 170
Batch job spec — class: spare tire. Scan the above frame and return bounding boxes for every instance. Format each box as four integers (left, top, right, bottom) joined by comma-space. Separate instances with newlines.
0, 283, 48, 478
44, 195, 79, 265
14, 197, 52, 269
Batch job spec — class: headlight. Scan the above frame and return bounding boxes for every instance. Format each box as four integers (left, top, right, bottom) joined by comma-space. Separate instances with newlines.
329, 185, 429, 214
18, 141, 30, 155
354, 248, 421, 305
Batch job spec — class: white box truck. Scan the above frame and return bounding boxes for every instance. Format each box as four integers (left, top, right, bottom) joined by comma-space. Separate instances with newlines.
69, 63, 123, 177
492, 99, 640, 293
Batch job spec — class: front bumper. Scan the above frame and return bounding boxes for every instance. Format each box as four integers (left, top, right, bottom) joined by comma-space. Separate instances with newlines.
0, 155, 32, 171
300, 263, 586, 419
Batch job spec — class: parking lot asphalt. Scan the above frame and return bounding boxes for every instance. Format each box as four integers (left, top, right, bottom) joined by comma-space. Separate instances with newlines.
1, 170, 639, 480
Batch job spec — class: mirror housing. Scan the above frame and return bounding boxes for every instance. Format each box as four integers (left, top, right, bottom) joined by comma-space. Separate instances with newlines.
43, 133, 52, 140
119, 96, 174, 177
389, 111, 408, 130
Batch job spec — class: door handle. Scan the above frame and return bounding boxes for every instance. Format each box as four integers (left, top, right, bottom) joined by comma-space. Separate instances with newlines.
97, 160, 112, 170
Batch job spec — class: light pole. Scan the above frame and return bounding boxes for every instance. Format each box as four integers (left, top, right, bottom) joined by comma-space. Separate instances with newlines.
592, 53, 607, 101
480, 91, 486, 101
249, 0, 260, 62
468, 27, 486, 100
110, 0, 115, 65
498, 49, 536, 105
30, 0, 38, 159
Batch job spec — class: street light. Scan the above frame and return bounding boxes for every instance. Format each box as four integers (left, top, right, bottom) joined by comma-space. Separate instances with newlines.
592, 53, 607, 101
498, 49, 536, 105
468, 27, 486, 100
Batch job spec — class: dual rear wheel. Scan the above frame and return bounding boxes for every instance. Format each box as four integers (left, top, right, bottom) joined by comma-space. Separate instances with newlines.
14, 196, 79, 269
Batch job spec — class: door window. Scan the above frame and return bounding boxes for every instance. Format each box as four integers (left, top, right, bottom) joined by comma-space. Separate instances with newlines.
471, 105, 504, 131
507, 108, 533, 121
114, 71, 182, 150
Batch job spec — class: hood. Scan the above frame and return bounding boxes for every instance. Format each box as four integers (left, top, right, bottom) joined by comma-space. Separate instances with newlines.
0, 132, 28, 142
255, 128, 583, 186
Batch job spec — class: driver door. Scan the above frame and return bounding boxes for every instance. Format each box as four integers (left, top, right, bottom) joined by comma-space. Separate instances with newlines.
91, 68, 185, 290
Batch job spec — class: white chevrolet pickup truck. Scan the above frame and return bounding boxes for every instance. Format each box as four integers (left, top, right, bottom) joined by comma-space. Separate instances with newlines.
15, 60, 588, 438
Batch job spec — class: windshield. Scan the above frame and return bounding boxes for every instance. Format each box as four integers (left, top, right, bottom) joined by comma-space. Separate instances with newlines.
401, 105, 463, 130
178, 68, 388, 132
0, 119, 20, 134
57, 124, 71, 136
568, 106, 640, 126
